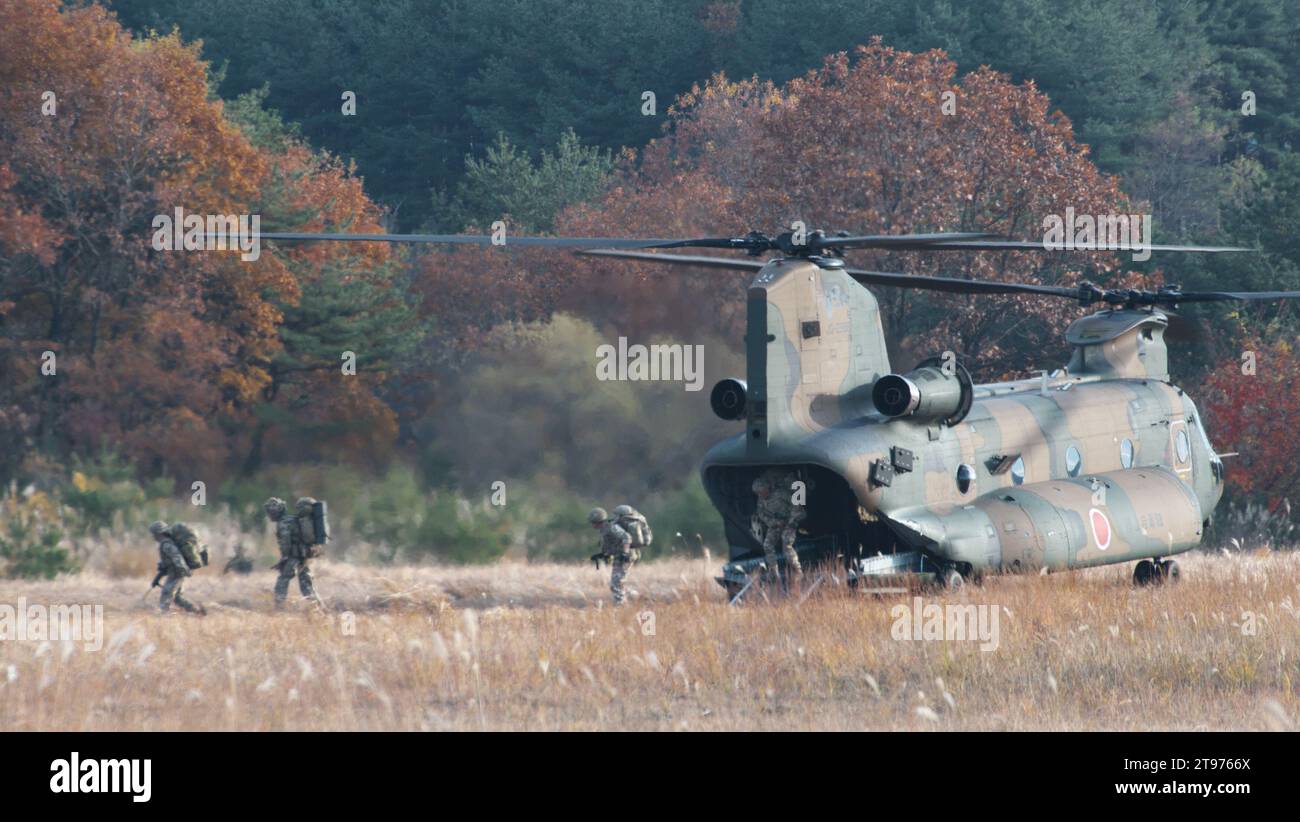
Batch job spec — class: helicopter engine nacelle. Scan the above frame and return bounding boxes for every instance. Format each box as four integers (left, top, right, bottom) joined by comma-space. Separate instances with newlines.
710, 378, 748, 421
872, 358, 973, 425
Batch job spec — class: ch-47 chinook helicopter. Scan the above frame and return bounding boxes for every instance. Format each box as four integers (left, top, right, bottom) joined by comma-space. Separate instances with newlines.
241, 225, 1298, 594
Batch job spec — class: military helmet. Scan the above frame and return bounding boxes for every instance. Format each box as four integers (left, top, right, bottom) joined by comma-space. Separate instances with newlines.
587, 507, 608, 524
612, 504, 635, 518
263, 497, 287, 516
148, 520, 169, 536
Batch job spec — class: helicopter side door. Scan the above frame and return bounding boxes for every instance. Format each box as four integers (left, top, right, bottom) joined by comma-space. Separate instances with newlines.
1168, 418, 1193, 480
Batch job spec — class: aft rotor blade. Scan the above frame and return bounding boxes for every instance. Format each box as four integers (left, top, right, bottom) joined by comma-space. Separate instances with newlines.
819, 232, 997, 250
1173, 289, 1300, 301
578, 249, 767, 272
842, 267, 1081, 298
251, 232, 693, 248
880, 239, 1254, 254
582, 250, 1300, 309
581, 250, 1081, 297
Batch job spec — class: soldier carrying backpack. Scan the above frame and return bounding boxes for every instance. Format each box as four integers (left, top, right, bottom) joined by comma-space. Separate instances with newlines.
294, 497, 330, 557
149, 520, 207, 616
592, 504, 652, 605
264, 496, 328, 609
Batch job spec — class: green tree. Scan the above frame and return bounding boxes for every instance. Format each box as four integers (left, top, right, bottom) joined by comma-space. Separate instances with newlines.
1200, 0, 1300, 162
110, 0, 713, 228
434, 129, 614, 232
223, 88, 426, 472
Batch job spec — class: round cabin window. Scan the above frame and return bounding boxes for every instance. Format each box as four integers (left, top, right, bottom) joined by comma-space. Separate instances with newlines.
1011, 457, 1026, 485
956, 463, 976, 494
1120, 438, 1134, 468
1066, 446, 1083, 477
1175, 429, 1190, 463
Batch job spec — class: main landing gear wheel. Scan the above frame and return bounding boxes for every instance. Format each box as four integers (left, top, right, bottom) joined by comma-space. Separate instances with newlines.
1133, 559, 1156, 586
1158, 559, 1181, 584
1135, 559, 1180, 586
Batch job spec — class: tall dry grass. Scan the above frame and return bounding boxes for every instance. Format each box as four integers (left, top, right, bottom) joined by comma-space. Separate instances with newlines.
1, 551, 1297, 730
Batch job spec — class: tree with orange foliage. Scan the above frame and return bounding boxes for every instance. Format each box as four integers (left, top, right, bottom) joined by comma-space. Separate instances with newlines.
0, 1, 412, 486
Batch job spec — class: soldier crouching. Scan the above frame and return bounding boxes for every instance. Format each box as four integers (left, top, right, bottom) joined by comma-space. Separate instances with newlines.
264, 497, 321, 609
589, 507, 637, 605
151, 520, 205, 615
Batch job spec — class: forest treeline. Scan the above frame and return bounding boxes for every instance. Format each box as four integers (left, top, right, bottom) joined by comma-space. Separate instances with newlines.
2, 0, 1299, 572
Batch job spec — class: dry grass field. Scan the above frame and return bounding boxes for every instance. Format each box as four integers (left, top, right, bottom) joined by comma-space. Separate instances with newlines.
1, 550, 1298, 731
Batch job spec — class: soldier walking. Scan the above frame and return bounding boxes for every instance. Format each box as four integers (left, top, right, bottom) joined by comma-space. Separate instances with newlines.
151, 521, 205, 616
752, 472, 805, 581
589, 507, 637, 605
264, 497, 321, 609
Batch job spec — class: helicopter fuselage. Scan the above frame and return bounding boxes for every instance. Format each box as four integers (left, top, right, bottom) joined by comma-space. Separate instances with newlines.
701, 256, 1225, 579
703, 370, 1223, 574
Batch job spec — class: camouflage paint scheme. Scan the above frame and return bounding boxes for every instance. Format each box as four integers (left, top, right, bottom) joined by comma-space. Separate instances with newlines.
703, 258, 1225, 576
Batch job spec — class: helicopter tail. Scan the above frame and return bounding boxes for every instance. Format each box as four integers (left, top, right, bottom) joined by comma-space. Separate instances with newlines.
744, 259, 890, 450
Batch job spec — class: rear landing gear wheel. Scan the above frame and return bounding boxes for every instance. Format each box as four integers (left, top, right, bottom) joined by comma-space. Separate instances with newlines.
940, 567, 965, 591
1158, 559, 1181, 584
1133, 559, 1156, 586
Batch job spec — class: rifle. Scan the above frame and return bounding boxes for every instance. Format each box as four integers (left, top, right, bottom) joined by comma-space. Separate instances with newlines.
142, 570, 164, 600
590, 552, 607, 570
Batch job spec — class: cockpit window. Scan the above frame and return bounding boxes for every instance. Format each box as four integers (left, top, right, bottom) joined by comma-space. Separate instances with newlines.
1120, 438, 1134, 468
1175, 429, 1190, 463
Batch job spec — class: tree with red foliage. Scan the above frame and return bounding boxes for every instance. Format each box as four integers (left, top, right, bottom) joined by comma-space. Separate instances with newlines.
1201, 335, 1300, 510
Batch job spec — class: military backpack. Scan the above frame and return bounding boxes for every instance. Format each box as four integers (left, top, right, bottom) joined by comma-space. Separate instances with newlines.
168, 522, 207, 570
296, 499, 330, 557
618, 511, 653, 548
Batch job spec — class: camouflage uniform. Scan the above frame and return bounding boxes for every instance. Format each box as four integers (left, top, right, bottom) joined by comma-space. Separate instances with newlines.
152, 521, 203, 615
590, 508, 636, 605
754, 473, 804, 577
265, 497, 320, 608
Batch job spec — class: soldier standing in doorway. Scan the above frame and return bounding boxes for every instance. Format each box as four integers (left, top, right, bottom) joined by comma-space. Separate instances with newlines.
752, 471, 805, 582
